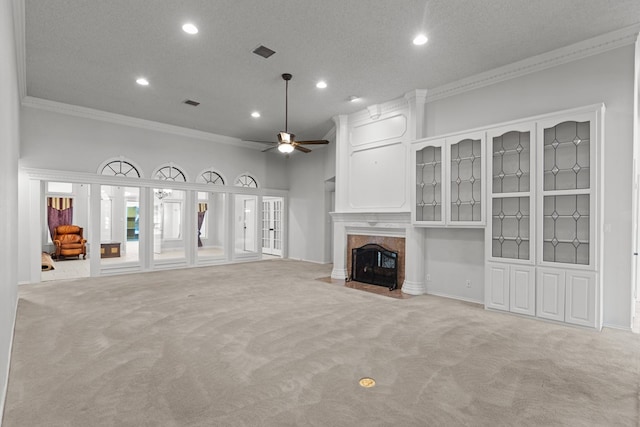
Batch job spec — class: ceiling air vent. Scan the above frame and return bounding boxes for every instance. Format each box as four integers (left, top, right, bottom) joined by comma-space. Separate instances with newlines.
252, 45, 276, 59
183, 99, 200, 107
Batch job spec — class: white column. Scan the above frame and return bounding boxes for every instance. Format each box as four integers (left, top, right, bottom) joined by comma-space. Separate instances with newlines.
404, 89, 428, 140
331, 221, 347, 280
402, 226, 427, 295
332, 114, 349, 212
402, 90, 428, 295
184, 190, 196, 266
88, 183, 101, 277
27, 178, 43, 284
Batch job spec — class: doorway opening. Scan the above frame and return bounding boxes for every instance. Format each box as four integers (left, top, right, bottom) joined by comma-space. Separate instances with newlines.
41, 181, 90, 282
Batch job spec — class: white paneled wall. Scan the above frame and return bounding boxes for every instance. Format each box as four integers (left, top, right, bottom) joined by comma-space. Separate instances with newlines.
0, 0, 21, 419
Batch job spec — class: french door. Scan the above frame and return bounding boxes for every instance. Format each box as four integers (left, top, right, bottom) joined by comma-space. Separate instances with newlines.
262, 198, 282, 256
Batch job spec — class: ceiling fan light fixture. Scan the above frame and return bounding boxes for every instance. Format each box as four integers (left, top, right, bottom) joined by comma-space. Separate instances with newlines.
278, 143, 294, 153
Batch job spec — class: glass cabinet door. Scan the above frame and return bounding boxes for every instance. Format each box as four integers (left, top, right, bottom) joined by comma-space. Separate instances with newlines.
538, 117, 593, 266
488, 125, 534, 262
447, 132, 485, 225
414, 138, 445, 225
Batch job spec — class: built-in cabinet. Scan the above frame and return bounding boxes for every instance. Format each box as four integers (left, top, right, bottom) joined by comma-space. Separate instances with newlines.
486, 106, 602, 329
412, 132, 485, 227
411, 104, 603, 329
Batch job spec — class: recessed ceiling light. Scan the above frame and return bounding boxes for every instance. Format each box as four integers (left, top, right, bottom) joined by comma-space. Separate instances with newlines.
413, 33, 428, 46
316, 81, 327, 89
348, 96, 360, 102
251, 111, 261, 118
182, 23, 198, 35
136, 77, 149, 86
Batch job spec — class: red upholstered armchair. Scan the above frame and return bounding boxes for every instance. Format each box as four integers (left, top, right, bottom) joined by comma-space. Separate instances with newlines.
53, 225, 87, 259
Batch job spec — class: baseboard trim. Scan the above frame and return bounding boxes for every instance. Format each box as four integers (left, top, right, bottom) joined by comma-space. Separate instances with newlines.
425, 290, 484, 306
297, 258, 332, 265
602, 322, 632, 332
0, 296, 19, 427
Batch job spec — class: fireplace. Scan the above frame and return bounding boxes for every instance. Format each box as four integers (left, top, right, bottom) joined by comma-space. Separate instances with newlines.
351, 244, 399, 290
331, 212, 423, 295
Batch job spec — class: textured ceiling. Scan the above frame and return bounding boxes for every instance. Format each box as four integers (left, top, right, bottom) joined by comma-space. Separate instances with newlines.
24, 0, 640, 144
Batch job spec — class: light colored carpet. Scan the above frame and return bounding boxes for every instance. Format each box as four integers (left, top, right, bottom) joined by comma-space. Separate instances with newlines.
3, 260, 639, 426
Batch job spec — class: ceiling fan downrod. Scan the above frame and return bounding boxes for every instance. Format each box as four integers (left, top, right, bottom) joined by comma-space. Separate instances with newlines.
282, 73, 292, 133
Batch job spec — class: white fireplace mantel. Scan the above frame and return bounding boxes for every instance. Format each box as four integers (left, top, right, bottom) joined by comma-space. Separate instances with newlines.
330, 211, 410, 229
330, 211, 426, 295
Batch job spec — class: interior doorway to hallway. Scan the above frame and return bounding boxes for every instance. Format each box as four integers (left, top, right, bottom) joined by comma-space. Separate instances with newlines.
262, 197, 283, 257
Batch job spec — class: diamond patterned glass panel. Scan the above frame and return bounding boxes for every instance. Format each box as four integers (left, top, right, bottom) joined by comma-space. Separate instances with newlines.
543, 195, 589, 264
492, 197, 530, 260
543, 121, 590, 191
450, 138, 481, 221
416, 145, 442, 221
492, 131, 530, 193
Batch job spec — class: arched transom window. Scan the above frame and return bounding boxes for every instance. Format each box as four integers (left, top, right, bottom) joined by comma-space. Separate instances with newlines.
197, 170, 225, 185
100, 160, 141, 177
234, 174, 258, 188
154, 165, 186, 182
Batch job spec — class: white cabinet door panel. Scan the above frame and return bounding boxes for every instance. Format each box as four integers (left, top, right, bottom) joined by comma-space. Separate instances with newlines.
486, 263, 509, 311
565, 271, 597, 327
537, 268, 565, 321
510, 265, 535, 316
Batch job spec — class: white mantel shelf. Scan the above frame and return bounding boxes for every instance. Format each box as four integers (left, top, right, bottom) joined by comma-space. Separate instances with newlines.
330, 211, 411, 226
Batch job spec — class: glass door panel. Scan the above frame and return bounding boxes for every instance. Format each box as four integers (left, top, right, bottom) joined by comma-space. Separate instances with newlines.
153, 188, 185, 261
540, 119, 591, 266
100, 186, 140, 265
196, 192, 226, 260
235, 195, 258, 255
449, 137, 482, 222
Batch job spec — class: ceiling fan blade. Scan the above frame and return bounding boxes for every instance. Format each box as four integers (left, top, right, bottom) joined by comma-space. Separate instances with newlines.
262, 145, 277, 152
245, 140, 277, 145
293, 145, 312, 153
294, 140, 330, 145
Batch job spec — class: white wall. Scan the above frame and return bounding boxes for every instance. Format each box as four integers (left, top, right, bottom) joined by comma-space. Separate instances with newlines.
424, 45, 636, 327
0, 0, 20, 419
425, 229, 484, 303
20, 107, 289, 189
288, 146, 332, 263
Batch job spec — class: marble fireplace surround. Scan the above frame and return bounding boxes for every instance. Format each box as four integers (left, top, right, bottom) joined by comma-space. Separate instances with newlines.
330, 212, 426, 295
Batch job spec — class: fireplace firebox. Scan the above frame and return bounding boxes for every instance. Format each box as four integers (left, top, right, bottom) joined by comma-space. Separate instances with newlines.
351, 244, 399, 290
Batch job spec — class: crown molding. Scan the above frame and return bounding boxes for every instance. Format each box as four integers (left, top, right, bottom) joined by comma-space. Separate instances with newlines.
21, 96, 266, 149
427, 24, 640, 103
322, 125, 336, 142
349, 95, 409, 126
11, 0, 26, 100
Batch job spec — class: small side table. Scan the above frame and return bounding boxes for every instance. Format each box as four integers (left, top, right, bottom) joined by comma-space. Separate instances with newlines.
100, 242, 121, 258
